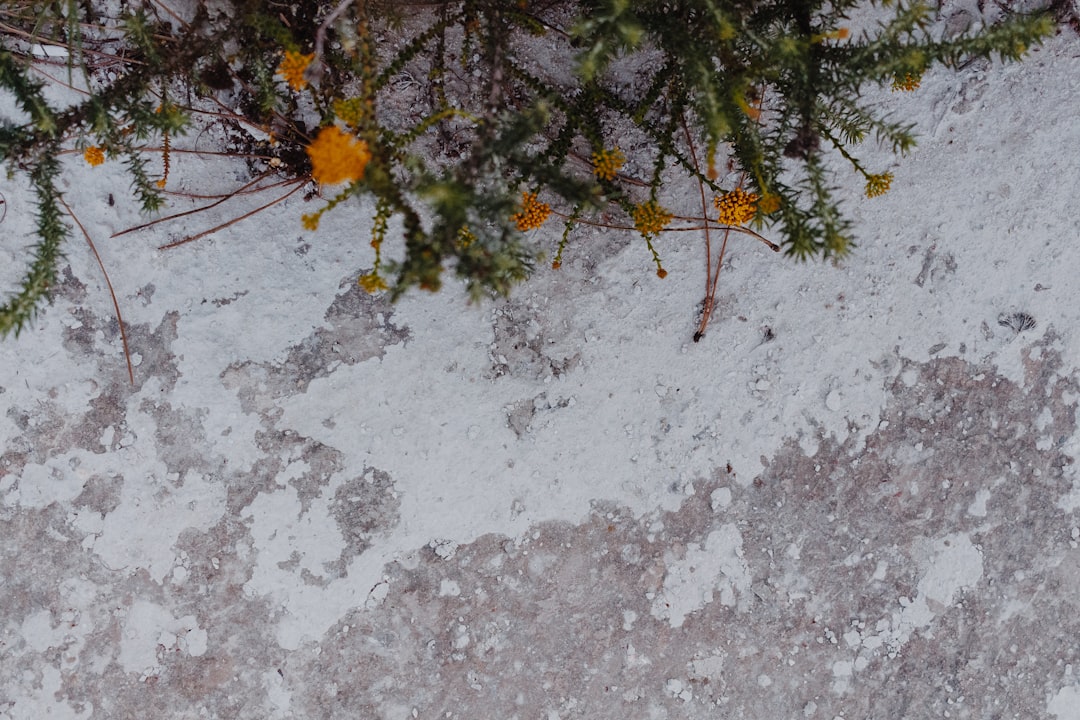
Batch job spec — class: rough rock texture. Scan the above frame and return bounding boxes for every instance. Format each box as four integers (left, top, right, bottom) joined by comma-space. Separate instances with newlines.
5, 23, 1080, 720
3, 271, 1080, 719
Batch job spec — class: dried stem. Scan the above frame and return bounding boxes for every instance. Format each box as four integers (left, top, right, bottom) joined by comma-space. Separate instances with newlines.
111, 171, 294, 238
157, 180, 307, 250
59, 197, 135, 385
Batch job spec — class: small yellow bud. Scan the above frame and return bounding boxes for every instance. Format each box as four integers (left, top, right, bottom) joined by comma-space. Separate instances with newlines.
358, 272, 388, 293
333, 97, 367, 128
83, 146, 105, 167
865, 172, 893, 198
278, 50, 314, 91
631, 200, 673, 237
457, 227, 477, 249
812, 27, 850, 43
891, 73, 922, 92
758, 193, 781, 215
591, 148, 626, 181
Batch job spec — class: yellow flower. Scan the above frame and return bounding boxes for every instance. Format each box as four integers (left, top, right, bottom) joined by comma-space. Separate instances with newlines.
813, 27, 850, 43
306, 126, 371, 186
865, 172, 893, 198
333, 97, 367, 128
714, 187, 759, 225
511, 191, 551, 231
631, 200, 673, 237
758, 192, 781, 215
84, 146, 105, 167
591, 147, 625, 181
457, 227, 477, 249
278, 50, 314, 91
358, 272, 388, 293
891, 73, 922, 92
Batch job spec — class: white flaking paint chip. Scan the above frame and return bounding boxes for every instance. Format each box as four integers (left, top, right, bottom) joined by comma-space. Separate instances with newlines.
967, 488, 991, 517
96, 470, 226, 583
15, 461, 85, 509
919, 532, 983, 608
1049, 685, 1080, 720
651, 523, 751, 627
118, 601, 207, 674
1056, 480, 1080, 513
872, 532, 984, 658
710, 487, 732, 511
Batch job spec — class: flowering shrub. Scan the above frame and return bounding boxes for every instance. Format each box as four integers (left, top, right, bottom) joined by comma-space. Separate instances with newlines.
0, 0, 1056, 338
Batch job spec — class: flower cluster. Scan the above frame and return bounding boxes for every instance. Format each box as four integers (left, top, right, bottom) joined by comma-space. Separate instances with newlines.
813, 27, 850, 43
714, 187, 759, 225
83, 146, 105, 167
333, 97, 366, 128
631, 200, 672, 237
358, 272, 388, 293
306, 126, 371, 186
591, 147, 625, 181
456, 227, 477, 249
758, 193, 781, 215
511, 191, 551, 231
864, 172, 893, 198
891, 73, 922, 92
278, 50, 314, 91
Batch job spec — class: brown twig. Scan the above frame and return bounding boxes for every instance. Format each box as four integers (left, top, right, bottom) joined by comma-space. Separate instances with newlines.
58, 197, 135, 385
689, 92, 774, 341
548, 208, 778, 248
680, 114, 719, 342
111, 171, 295, 238
157, 180, 307, 250
313, 0, 358, 84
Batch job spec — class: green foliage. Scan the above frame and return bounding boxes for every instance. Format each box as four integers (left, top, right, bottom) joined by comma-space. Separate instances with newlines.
0, 0, 1058, 337
0, 144, 67, 337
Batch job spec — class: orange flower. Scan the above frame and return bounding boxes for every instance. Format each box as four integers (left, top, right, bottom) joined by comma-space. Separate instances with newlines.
306, 126, 371, 186
891, 73, 922, 92
278, 50, 314, 91
333, 97, 366, 128
358, 272, 388, 293
714, 188, 759, 225
84, 146, 105, 167
813, 27, 850, 43
865, 172, 893, 198
758, 193, 781, 215
511, 191, 551, 231
456, 227, 477, 249
631, 200, 672, 237
591, 147, 625, 181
